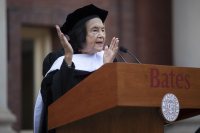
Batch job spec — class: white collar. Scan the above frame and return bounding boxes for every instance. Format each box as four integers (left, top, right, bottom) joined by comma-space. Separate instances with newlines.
45, 51, 104, 77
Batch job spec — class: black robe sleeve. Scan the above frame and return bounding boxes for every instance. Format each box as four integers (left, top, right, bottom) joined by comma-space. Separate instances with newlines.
40, 59, 91, 133
51, 59, 92, 101
51, 60, 76, 101
40, 70, 58, 133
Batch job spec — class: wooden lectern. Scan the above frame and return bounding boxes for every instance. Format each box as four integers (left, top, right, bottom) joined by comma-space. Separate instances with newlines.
48, 63, 200, 133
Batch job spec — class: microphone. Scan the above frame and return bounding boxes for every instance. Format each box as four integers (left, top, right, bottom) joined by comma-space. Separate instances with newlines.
119, 46, 141, 64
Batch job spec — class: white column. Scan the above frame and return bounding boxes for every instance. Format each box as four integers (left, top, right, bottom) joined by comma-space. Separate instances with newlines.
0, 0, 16, 132
173, 0, 200, 67
166, 0, 200, 132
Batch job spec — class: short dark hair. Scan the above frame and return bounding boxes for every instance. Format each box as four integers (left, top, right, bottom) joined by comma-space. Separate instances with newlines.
68, 15, 99, 54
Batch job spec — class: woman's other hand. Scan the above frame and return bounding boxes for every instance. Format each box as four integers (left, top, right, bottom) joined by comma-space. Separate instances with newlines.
56, 25, 73, 66
103, 37, 119, 64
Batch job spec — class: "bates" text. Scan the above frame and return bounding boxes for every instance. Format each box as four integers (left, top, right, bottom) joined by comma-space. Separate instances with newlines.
150, 68, 190, 89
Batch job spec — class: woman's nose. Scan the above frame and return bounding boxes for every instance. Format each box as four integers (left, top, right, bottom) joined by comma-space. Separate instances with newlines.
98, 31, 105, 38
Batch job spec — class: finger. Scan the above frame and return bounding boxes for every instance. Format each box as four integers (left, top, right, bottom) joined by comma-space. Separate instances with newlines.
55, 25, 61, 33
115, 38, 119, 47
56, 26, 67, 43
114, 38, 119, 49
56, 26, 70, 47
55, 25, 63, 38
61, 33, 67, 43
104, 45, 109, 51
110, 37, 115, 50
56, 26, 69, 47
114, 39, 119, 51
111, 37, 118, 50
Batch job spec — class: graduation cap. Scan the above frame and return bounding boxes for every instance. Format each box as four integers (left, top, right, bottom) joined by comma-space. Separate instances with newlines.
61, 4, 108, 35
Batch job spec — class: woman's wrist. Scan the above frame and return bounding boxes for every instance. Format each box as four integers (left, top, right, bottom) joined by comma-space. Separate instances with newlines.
64, 53, 73, 66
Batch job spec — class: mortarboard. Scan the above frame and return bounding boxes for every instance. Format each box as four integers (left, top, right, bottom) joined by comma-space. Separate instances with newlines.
61, 4, 108, 35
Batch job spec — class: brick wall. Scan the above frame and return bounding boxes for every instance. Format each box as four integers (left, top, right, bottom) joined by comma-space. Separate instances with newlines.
134, 0, 172, 64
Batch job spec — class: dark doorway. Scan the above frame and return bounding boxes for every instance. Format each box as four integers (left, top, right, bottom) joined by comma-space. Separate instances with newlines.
21, 39, 34, 129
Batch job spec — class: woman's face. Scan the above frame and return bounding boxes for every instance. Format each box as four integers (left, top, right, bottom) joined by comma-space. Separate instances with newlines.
81, 17, 106, 54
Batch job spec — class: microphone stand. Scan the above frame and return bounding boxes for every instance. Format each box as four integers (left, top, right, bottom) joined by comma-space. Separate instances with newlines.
119, 46, 141, 64
117, 52, 127, 63
126, 50, 141, 64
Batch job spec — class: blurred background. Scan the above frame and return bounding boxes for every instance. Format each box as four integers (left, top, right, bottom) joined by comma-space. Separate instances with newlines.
0, 0, 200, 132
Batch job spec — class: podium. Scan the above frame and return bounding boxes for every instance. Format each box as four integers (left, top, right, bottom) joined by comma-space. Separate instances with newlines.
48, 63, 200, 133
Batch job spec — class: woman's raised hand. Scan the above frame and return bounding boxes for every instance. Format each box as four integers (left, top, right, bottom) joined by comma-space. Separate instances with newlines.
103, 37, 119, 64
55, 25, 73, 66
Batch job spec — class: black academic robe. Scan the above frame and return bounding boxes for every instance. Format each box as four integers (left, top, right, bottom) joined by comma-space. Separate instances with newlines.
39, 49, 117, 133
42, 49, 64, 77
40, 60, 92, 133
